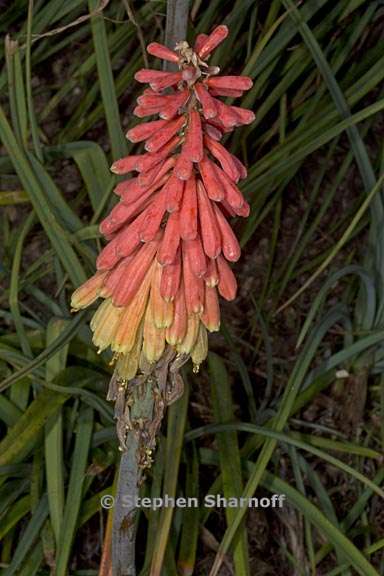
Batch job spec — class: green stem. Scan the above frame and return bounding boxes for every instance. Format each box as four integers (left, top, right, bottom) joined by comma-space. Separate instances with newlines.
111, 4, 190, 573
112, 383, 154, 576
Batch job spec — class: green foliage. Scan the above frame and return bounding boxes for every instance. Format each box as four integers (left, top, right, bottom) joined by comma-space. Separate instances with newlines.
0, 1, 383, 574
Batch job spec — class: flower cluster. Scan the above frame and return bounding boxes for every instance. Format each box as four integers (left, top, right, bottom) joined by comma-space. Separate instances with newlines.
71, 25, 255, 381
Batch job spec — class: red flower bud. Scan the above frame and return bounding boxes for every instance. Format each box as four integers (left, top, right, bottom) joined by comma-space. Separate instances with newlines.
112, 238, 160, 306
158, 211, 180, 265
126, 119, 167, 142
194, 83, 218, 119
204, 134, 240, 182
217, 254, 237, 301
144, 115, 185, 153
206, 75, 253, 91
183, 237, 207, 278
147, 42, 179, 63
166, 280, 187, 345
174, 148, 194, 180
160, 248, 181, 302
183, 243, 204, 314
201, 286, 220, 332
198, 155, 224, 201
162, 173, 185, 212
213, 204, 241, 262
197, 25, 229, 59
196, 180, 221, 259
184, 110, 203, 162
204, 258, 219, 287
179, 173, 198, 240
134, 69, 182, 91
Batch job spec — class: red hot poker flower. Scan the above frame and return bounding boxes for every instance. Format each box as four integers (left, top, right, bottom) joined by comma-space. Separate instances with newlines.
71, 25, 255, 380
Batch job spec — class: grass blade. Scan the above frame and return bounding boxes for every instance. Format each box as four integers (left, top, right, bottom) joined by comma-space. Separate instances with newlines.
88, 0, 127, 160
44, 318, 69, 544
209, 353, 250, 576
55, 407, 93, 576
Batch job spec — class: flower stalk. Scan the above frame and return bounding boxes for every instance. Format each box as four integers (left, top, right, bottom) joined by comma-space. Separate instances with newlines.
73, 20, 254, 576
71, 27, 255, 409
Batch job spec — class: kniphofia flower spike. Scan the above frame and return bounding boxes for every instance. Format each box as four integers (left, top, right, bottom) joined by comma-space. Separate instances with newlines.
71, 25, 255, 382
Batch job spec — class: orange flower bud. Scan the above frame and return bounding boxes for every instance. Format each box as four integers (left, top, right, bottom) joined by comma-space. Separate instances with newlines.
112, 239, 159, 306
176, 313, 199, 354
150, 262, 174, 329
111, 262, 154, 354
101, 255, 135, 298
160, 248, 181, 302
139, 193, 167, 242
71, 271, 108, 311
200, 286, 220, 332
166, 281, 187, 345
183, 244, 204, 314
96, 238, 121, 270
143, 299, 166, 363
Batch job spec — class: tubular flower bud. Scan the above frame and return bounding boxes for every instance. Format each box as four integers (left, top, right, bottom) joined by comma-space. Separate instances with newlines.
71, 271, 108, 311
126, 119, 167, 143
196, 179, 221, 258
146, 42, 179, 63
91, 299, 123, 353
200, 286, 220, 332
204, 258, 219, 287
150, 262, 174, 329
176, 313, 200, 354
71, 25, 254, 381
184, 110, 203, 162
174, 148, 193, 180
197, 25, 229, 59
115, 322, 144, 380
143, 298, 166, 363
160, 248, 182, 302
191, 323, 208, 371
157, 211, 180, 265
166, 282, 187, 345
179, 173, 198, 240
